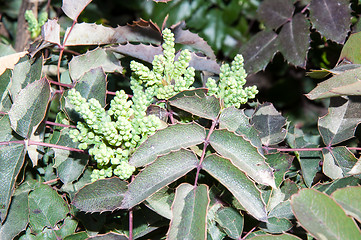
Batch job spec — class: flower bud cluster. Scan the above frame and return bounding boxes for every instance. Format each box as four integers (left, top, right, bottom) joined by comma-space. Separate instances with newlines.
130, 28, 195, 101
67, 88, 161, 181
206, 54, 258, 108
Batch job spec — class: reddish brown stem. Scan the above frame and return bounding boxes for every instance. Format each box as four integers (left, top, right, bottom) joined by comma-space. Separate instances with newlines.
45, 121, 76, 128
43, 178, 60, 185
241, 226, 256, 240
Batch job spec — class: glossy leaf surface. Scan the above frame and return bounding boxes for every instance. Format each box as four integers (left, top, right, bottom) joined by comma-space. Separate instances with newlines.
332, 186, 361, 222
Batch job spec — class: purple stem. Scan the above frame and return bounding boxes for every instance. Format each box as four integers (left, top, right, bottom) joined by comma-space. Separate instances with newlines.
45, 121, 76, 128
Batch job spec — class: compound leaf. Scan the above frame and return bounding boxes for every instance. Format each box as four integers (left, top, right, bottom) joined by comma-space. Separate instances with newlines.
309, 0, 351, 44
62, 0, 92, 21
322, 147, 357, 180
265, 153, 293, 188
338, 31, 361, 64
72, 177, 127, 213
167, 184, 209, 240
209, 129, 275, 188
248, 233, 302, 240
291, 189, 361, 239
129, 123, 205, 167
202, 154, 268, 222
215, 207, 244, 239
122, 149, 198, 209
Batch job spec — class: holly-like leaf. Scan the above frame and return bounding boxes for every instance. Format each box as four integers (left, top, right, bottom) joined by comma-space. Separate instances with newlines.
306, 67, 361, 100
0, 192, 28, 240
318, 96, 361, 146
349, 158, 361, 175
122, 149, 198, 209
41, 19, 61, 45
171, 21, 216, 59
109, 43, 163, 64
268, 201, 293, 219
265, 153, 293, 188
240, 30, 278, 74
257, 0, 294, 29
72, 177, 127, 213
0, 69, 12, 112
291, 189, 361, 239
322, 147, 358, 180
187, 52, 220, 74
202, 154, 268, 222
69, 48, 123, 81
64, 20, 161, 46
314, 176, 361, 194
28, 184, 69, 233
167, 184, 209, 240
8, 78, 50, 139
9, 55, 43, 101
309, 0, 351, 44
278, 13, 310, 67
332, 186, 361, 223
129, 123, 206, 167
145, 186, 174, 219
218, 107, 262, 150
286, 127, 321, 187
169, 92, 221, 120
54, 130, 88, 184
259, 217, 293, 234
338, 31, 361, 64
215, 207, 244, 239
62, 0, 92, 21
87, 232, 128, 240
210, 129, 276, 188
251, 103, 287, 146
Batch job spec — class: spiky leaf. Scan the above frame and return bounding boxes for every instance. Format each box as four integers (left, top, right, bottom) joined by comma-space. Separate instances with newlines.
129, 123, 205, 167
322, 147, 357, 179
257, 0, 294, 29
122, 149, 198, 209
202, 154, 268, 222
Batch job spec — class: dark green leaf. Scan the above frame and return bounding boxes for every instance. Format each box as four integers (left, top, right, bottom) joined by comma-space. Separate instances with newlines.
318, 96, 361, 145
0, 192, 28, 240
0, 115, 21, 142
129, 123, 205, 167
87, 232, 128, 240
145, 186, 174, 219
265, 153, 293, 188
306, 67, 361, 99
72, 177, 127, 212
109, 43, 162, 64
9, 56, 43, 101
202, 154, 268, 222
248, 233, 302, 240
259, 217, 292, 233
268, 200, 293, 219
69, 48, 123, 81
8, 78, 50, 139
210, 129, 276, 187
291, 189, 361, 239
241, 30, 278, 74
309, 0, 351, 44
332, 186, 361, 222
338, 32, 361, 64
314, 176, 361, 194
122, 149, 198, 209
286, 127, 321, 187
251, 103, 287, 146
215, 207, 244, 239
56, 217, 78, 238
257, 0, 294, 29
28, 184, 69, 233
278, 13, 310, 67
64, 232, 89, 240
171, 21, 216, 59
0, 69, 11, 112
167, 184, 209, 240
218, 107, 262, 150
322, 147, 357, 179
169, 92, 221, 120
0, 143, 26, 222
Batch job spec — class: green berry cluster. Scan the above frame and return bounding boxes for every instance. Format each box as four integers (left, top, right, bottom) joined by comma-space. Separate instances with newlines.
67, 89, 161, 181
130, 28, 196, 101
25, 10, 48, 39
206, 54, 258, 108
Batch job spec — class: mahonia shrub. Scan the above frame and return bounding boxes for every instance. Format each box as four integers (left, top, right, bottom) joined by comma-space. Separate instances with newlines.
67, 28, 258, 182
